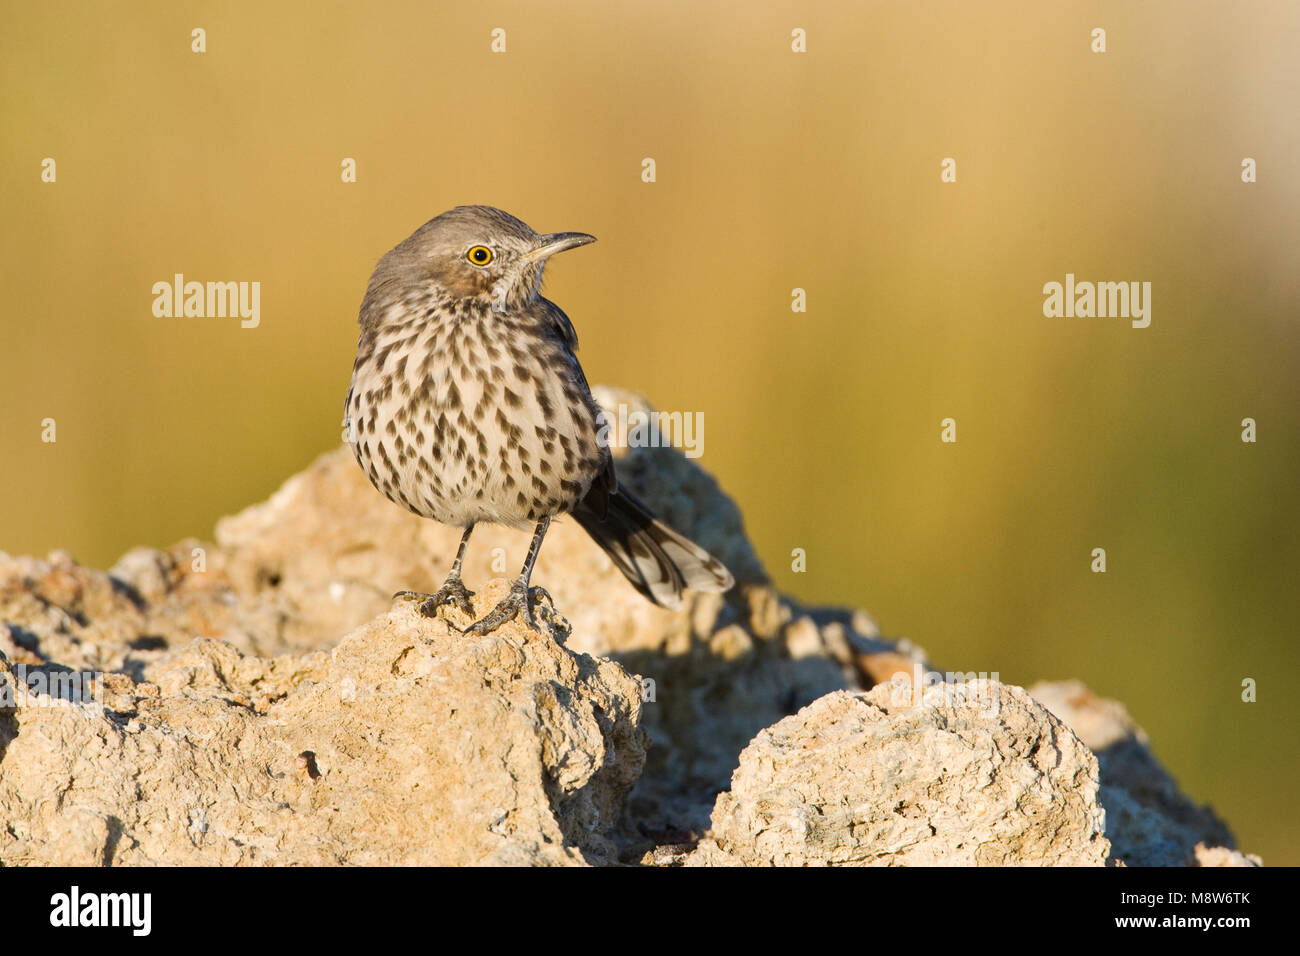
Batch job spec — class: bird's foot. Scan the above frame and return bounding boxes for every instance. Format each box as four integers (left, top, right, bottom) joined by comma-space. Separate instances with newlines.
464, 582, 557, 636
393, 574, 476, 619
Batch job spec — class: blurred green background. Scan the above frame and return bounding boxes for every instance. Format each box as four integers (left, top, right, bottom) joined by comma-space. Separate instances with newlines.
2, 1, 1297, 862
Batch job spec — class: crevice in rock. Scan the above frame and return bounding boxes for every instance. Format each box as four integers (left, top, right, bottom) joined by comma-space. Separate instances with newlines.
0, 711, 17, 765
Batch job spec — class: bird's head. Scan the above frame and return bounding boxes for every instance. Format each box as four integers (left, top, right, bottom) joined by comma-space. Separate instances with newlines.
365, 205, 596, 321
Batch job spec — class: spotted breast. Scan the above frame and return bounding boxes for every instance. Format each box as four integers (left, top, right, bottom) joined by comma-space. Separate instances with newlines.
345, 291, 608, 530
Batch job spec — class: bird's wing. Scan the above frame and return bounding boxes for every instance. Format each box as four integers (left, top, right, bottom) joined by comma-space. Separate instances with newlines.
536, 297, 617, 515
538, 297, 580, 352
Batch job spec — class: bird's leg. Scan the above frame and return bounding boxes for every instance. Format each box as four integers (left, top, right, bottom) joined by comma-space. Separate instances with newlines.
425, 523, 477, 616
464, 517, 553, 635
395, 524, 477, 617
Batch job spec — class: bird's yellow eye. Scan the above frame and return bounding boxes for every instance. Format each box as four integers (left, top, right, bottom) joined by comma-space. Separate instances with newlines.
467, 245, 493, 266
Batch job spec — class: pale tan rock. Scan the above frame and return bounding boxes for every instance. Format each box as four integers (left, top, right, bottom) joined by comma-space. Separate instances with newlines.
0, 389, 1256, 866
1030, 680, 1252, 867
88, 389, 893, 842
1192, 843, 1262, 867
1, 418, 882, 853
0, 593, 645, 866
688, 680, 1111, 866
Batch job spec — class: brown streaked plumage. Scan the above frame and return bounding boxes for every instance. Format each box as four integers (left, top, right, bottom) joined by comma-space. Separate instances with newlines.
344, 205, 733, 634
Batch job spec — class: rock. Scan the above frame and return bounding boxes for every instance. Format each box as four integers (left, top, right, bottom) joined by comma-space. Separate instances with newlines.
101, 389, 897, 843
1030, 680, 1249, 867
0, 388, 1260, 865
1192, 843, 1262, 868
687, 680, 1111, 866
0, 594, 646, 865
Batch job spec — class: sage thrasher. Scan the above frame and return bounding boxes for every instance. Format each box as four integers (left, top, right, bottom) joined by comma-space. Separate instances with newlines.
344, 205, 733, 635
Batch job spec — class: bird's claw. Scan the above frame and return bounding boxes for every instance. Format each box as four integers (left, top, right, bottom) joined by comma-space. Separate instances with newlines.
393, 575, 476, 619
464, 583, 554, 636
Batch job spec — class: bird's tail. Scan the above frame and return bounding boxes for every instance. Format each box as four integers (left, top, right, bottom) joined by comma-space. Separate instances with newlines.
572, 488, 734, 609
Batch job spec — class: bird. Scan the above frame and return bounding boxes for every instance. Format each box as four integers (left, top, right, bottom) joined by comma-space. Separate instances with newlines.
343, 205, 734, 635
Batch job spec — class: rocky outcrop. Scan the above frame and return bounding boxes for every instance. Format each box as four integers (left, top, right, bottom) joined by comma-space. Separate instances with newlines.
0, 594, 644, 866
0, 389, 1257, 865
687, 681, 1110, 866
1030, 681, 1260, 867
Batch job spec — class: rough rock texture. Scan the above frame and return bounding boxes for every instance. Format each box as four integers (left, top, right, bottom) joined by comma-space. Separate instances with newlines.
0, 593, 644, 865
1, 388, 905, 848
0, 388, 1258, 865
687, 681, 1110, 866
1030, 681, 1259, 867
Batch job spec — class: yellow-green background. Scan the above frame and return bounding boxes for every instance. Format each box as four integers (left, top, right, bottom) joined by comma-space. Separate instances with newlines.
3, 1, 1296, 862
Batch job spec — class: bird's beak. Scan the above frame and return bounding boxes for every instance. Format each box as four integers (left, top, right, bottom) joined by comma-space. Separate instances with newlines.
526, 232, 597, 262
